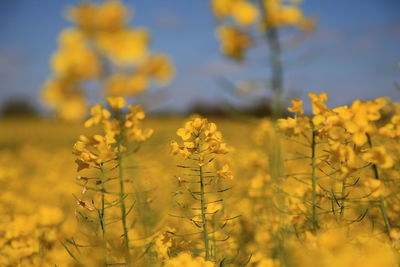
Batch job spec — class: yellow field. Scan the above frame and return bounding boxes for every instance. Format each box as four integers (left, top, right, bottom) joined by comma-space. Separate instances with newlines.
1, 102, 400, 266
0, 116, 256, 266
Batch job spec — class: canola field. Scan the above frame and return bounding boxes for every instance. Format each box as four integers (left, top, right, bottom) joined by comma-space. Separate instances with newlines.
1, 0, 399, 266
1, 95, 400, 266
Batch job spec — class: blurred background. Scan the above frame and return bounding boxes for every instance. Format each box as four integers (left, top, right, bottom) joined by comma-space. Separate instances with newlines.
0, 0, 399, 116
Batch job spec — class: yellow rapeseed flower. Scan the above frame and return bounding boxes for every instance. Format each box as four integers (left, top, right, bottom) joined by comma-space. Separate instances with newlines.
216, 25, 251, 61
57, 97, 88, 121
217, 164, 234, 179
105, 73, 149, 96
309, 92, 328, 115
96, 28, 149, 65
96, 0, 128, 32
230, 1, 259, 26
65, 2, 97, 34
164, 252, 214, 267
84, 104, 111, 128
362, 146, 393, 169
138, 53, 175, 84
107, 96, 126, 113
288, 98, 304, 115
364, 178, 383, 198
51, 29, 101, 79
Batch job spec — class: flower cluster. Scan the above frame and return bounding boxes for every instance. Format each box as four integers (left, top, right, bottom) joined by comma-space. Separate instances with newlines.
42, 0, 174, 120
262, 0, 315, 30
276, 92, 396, 233
171, 117, 229, 165
73, 97, 153, 170
211, 0, 314, 61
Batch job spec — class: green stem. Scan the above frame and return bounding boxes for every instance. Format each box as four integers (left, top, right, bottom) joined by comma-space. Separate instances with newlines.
379, 194, 391, 234
366, 134, 391, 236
117, 139, 130, 262
258, 0, 283, 119
311, 125, 318, 231
266, 26, 283, 120
100, 164, 107, 265
213, 225, 217, 262
199, 163, 210, 261
339, 178, 346, 222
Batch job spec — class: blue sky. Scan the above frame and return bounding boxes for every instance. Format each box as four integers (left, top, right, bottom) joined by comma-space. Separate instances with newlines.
0, 0, 399, 113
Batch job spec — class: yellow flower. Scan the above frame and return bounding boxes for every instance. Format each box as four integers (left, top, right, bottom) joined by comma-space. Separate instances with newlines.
93, 135, 117, 164
164, 252, 214, 267
72, 138, 97, 166
96, 28, 149, 65
126, 127, 153, 142
208, 139, 229, 154
65, 2, 97, 34
211, 0, 233, 19
138, 53, 175, 83
262, 0, 310, 30
288, 98, 304, 115
41, 78, 74, 108
205, 122, 223, 141
364, 178, 383, 198
179, 147, 193, 159
217, 164, 234, 180
279, 5, 303, 25
96, 0, 128, 32
84, 104, 111, 127
337, 98, 388, 146
278, 116, 310, 136
103, 121, 119, 143
107, 96, 126, 113
192, 117, 207, 131
309, 92, 328, 115
58, 97, 88, 121
41, 77, 89, 121
230, 1, 259, 26
362, 146, 393, 169
216, 25, 251, 61
352, 131, 368, 146
170, 141, 181, 155
211, 0, 258, 26
333, 105, 352, 121
177, 121, 194, 141
105, 73, 149, 96
125, 104, 145, 128
312, 114, 325, 126
329, 142, 356, 167
51, 28, 101, 79
123, 104, 153, 142
57, 27, 86, 48
184, 142, 196, 149
172, 117, 230, 160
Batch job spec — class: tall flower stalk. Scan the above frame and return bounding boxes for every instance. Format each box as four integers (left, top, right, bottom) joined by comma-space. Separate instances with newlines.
366, 133, 392, 236
170, 117, 236, 263
69, 96, 153, 265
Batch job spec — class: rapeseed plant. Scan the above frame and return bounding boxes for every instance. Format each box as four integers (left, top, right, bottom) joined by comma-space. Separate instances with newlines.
170, 116, 239, 264
41, 0, 174, 121
70, 97, 153, 265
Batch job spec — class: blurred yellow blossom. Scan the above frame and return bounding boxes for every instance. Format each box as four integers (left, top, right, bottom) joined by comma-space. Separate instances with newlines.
42, 0, 174, 121
107, 96, 126, 112
288, 98, 304, 115
96, 28, 149, 65
362, 146, 393, 169
216, 25, 252, 61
